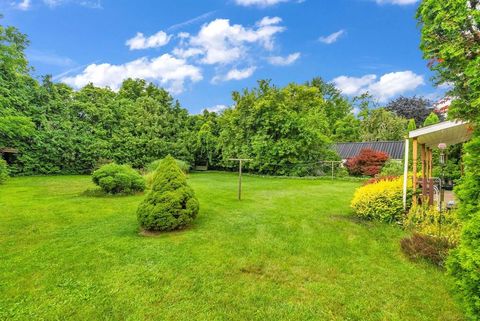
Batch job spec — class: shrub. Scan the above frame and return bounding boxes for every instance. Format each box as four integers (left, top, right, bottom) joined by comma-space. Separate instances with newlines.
351, 176, 411, 223
92, 163, 145, 194
146, 158, 189, 174
345, 148, 389, 177
401, 233, 455, 267
0, 159, 9, 184
144, 158, 190, 189
380, 159, 404, 177
447, 214, 480, 320
137, 155, 199, 231
363, 175, 398, 186
404, 203, 462, 244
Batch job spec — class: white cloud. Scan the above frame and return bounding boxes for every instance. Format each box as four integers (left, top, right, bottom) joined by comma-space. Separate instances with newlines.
375, 0, 419, 5
333, 74, 377, 95
234, 0, 289, 7
333, 71, 424, 102
62, 54, 202, 94
204, 104, 229, 113
318, 30, 345, 44
14, 0, 31, 10
126, 31, 171, 50
267, 52, 300, 66
42, 0, 102, 8
212, 66, 256, 83
175, 17, 285, 65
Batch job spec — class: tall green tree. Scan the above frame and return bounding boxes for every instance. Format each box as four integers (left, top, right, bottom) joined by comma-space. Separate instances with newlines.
423, 112, 440, 127
386, 96, 433, 126
0, 18, 35, 150
418, 1, 480, 319
359, 108, 408, 141
219, 80, 337, 175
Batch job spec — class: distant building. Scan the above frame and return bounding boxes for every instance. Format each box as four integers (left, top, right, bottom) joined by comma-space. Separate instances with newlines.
333, 141, 405, 161
433, 96, 453, 118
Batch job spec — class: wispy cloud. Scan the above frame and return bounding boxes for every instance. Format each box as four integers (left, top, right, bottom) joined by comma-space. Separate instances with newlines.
126, 31, 171, 50
212, 66, 256, 83
14, 0, 31, 10
375, 0, 419, 5
267, 52, 300, 66
318, 29, 345, 44
42, 0, 102, 9
27, 49, 75, 67
167, 10, 217, 31
204, 104, 229, 113
234, 0, 290, 7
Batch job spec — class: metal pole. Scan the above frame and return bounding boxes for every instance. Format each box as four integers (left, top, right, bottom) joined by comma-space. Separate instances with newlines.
238, 159, 242, 201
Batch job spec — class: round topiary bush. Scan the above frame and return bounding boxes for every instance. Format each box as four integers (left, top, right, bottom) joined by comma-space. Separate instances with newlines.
92, 163, 145, 194
137, 155, 199, 232
0, 159, 9, 184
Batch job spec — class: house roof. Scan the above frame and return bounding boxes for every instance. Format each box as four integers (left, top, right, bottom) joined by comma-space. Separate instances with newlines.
409, 120, 473, 148
334, 141, 405, 160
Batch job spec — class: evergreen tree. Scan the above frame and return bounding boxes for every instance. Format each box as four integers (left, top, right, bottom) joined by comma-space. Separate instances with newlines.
137, 155, 199, 231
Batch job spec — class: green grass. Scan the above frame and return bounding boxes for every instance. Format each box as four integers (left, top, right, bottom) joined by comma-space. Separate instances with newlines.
0, 172, 464, 320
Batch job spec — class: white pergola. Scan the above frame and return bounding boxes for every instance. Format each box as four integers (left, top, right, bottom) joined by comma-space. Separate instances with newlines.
402, 120, 474, 209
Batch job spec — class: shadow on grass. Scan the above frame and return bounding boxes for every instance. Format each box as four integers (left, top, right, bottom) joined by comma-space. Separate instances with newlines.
81, 187, 144, 198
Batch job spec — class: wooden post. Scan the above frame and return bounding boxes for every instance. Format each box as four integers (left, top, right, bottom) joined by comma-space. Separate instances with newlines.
421, 144, 427, 201
402, 138, 410, 210
331, 161, 334, 180
228, 158, 252, 201
428, 148, 433, 178
412, 138, 418, 204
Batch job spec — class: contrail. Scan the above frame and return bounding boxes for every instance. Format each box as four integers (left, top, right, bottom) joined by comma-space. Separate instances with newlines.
167, 10, 217, 31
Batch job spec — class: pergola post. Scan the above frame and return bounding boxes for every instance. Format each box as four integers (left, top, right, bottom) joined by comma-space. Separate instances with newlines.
421, 144, 427, 201
402, 138, 409, 210
412, 138, 418, 204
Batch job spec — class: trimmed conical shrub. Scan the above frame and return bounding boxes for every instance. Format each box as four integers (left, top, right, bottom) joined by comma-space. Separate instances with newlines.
137, 155, 199, 231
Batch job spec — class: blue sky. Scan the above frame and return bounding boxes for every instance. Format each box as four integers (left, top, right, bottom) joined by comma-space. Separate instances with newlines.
1, 0, 445, 113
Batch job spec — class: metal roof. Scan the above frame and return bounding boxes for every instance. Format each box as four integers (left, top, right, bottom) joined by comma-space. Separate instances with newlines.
333, 141, 405, 160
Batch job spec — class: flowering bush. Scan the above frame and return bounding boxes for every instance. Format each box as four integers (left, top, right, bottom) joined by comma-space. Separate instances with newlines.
351, 176, 411, 223
404, 203, 462, 244
345, 148, 389, 177
363, 175, 399, 186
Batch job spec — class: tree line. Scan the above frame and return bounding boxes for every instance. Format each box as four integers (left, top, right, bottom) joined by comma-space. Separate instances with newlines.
1, 19, 437, 176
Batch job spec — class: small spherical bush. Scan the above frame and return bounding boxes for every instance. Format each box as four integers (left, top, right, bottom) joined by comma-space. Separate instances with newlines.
137, 155, 199, 231
92, 163, 145, 194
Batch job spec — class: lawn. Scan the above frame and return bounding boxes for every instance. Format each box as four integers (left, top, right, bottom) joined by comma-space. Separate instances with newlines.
0, 172, 464, 321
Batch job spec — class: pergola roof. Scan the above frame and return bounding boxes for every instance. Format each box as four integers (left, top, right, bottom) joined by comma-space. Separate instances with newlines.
408, 120, 474, 149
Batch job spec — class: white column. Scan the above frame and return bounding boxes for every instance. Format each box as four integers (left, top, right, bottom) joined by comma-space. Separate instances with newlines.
403, 138, 410, 210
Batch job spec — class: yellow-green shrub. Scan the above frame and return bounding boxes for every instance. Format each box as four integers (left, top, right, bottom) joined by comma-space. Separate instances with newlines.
404, 203, 462, 244
351, 176, 411, 223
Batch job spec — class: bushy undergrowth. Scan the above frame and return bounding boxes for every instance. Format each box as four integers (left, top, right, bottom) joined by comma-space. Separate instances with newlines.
401, 233, 455, 267
404, 203, 462, 244
380, 159, 404, 177
351, 176, 411, 223
92, 163, 145, 194
137, 155, 199, 232
0, 159, 9, 184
